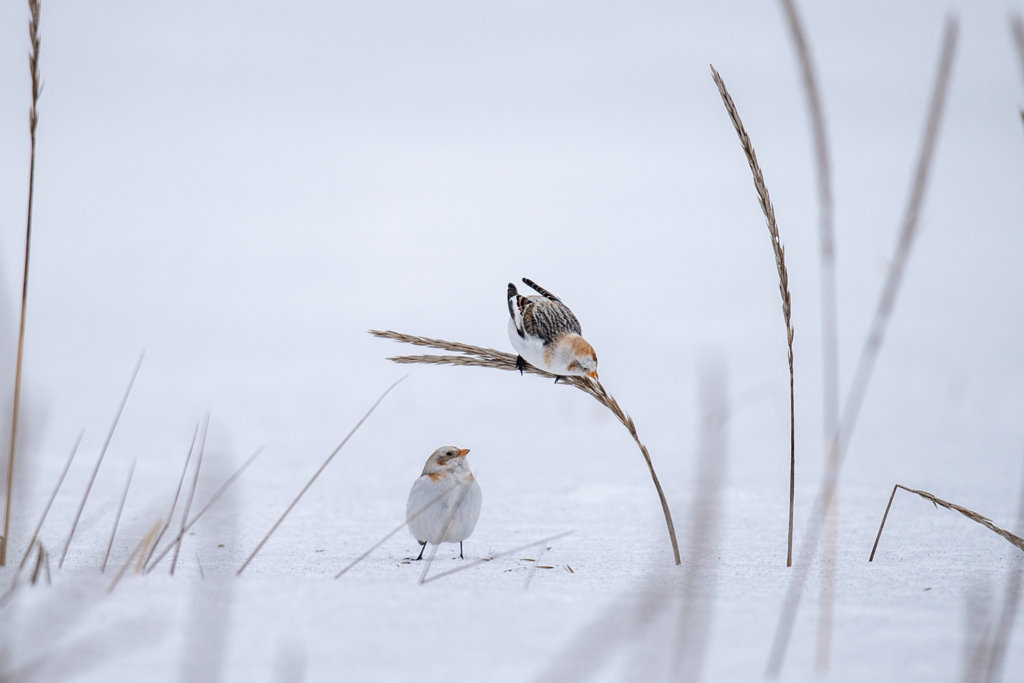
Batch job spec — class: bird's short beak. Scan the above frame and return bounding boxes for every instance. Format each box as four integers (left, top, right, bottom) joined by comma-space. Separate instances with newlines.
457, 448, 470, 457
588, 370, 599, 379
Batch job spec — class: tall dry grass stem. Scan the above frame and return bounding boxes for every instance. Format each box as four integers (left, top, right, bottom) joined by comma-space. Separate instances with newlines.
171, 413, 208, 575
335, 478, 462, 579
983, 460, 1024, 683
143, 424, 199, 570
2, 0, 44, 568
1, 432, 80, 603
146, 446, 263, 573
59, 353, 144, 568
421, 531, 573, 584
236, 378, 405, 575
869, 484, 1024, 561
669, 358, 728, 682
16, 430, 81, 571
531, 571, 675, 681
777, 0, 841, 668
1012, 14, 1024, 128
100, 457, 136, 573
0, 434, 77, 605
777, 0, 838, 452
765, 18, 958, 678
710, 66, 796, 568
370, 329, 681, 565
1011, 14, 1024, 88
962, 581, 994, 683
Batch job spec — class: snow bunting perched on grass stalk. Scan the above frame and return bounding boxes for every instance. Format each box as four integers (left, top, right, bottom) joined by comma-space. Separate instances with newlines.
407, 446, 482, 560
507, 278, 598, 381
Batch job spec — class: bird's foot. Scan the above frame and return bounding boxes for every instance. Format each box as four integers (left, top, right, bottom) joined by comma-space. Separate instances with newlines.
516, 355, 526, 375
554, 375, 565, 384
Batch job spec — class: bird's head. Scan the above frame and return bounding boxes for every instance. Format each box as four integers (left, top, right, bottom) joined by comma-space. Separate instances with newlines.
422, 446, 471, 475
565, 336, 599, 379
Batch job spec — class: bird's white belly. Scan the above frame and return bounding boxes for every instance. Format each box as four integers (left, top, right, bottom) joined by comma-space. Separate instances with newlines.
508, 319, 552, 372
407, 475, 482, 544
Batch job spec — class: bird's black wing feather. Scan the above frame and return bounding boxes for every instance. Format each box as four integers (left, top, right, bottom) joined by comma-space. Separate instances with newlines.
522, 298, 581, 345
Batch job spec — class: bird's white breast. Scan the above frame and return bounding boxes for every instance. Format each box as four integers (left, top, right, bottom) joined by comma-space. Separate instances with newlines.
406, 473, 482, 545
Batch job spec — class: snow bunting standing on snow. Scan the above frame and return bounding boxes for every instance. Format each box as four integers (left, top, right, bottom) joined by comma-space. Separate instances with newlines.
507, 278, 598, 380
406, 446, 482, 560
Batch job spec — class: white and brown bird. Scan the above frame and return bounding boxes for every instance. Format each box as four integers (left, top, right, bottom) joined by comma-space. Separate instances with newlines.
406, 446, 482, 560
507, 278, 598, 380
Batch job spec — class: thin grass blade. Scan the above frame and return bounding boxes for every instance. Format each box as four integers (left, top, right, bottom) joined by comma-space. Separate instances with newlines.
59, 352, 144, 568
236, 378, 405, 575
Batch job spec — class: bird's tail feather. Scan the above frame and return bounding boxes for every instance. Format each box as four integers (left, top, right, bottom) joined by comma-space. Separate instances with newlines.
522, 278, 562, 303
507, 283, 518, 321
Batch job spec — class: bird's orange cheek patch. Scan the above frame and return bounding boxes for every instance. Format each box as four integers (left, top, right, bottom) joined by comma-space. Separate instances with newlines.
427, 473, 444, 481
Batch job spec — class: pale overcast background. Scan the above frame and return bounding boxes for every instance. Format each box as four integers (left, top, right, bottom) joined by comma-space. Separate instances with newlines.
0, 0, 1023, 681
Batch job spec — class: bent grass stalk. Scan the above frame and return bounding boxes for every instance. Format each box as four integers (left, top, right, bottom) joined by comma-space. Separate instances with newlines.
710, 66, 796, 570
370, 329, 681, 565
869, 484, 1024, 561
764, 19, 958, 678
777, 0, 841, 667
2, 0, 44, 567
237, 378, 405, 575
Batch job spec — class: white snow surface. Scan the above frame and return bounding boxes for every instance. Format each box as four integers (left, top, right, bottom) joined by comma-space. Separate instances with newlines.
0, 0, 1024, 680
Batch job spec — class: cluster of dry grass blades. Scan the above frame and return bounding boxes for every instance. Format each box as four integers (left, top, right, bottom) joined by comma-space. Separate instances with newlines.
763, 14, 963, 679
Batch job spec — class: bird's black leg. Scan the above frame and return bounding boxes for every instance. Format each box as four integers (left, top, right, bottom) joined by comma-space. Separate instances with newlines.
460, 542, 464, 560
415, 541, 426, 561
516, 355, 526, 375
554, 375, 564, 384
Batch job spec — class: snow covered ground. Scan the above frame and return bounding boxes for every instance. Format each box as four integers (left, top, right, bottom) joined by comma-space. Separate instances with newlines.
0, 0, 1023, 680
